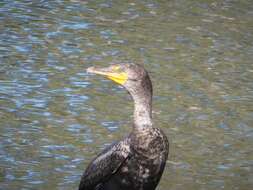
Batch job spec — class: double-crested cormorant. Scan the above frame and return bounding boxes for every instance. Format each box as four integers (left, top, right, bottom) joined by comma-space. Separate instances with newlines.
79, 63, 169, 190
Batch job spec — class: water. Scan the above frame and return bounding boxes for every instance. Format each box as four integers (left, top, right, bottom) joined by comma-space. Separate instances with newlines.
0, 0, 253, 189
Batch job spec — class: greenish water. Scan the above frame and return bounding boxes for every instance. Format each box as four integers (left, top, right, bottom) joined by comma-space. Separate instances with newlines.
0, 0, 253, 189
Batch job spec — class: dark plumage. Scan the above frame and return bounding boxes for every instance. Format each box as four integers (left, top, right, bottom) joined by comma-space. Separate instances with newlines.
79, 63, 169, 190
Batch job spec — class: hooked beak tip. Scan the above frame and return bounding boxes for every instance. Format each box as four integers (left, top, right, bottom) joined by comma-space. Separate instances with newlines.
86, 67, 95, 73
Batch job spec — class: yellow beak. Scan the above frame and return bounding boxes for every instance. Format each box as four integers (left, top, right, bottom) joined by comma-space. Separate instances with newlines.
87, 66, 128, 85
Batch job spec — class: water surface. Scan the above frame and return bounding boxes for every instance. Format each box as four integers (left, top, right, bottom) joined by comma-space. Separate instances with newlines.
0, 0, 253, 190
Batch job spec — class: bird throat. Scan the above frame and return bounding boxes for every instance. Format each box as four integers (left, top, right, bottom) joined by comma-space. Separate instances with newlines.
132, 93, 152, 129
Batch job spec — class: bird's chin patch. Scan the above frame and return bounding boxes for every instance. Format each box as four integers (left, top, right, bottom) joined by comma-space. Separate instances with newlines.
106, 72, 128, 85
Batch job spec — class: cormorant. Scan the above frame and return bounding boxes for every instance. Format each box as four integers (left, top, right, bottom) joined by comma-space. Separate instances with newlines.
79, 63, 169, 190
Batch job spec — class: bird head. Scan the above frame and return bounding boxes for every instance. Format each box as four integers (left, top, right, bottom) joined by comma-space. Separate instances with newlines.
86, 63, 151, 95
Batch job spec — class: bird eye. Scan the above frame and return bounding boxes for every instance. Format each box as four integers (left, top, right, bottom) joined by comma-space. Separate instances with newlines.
129, 78, 139, 82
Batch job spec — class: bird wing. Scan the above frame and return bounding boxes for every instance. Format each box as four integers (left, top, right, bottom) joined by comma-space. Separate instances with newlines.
79, 139, 130, 190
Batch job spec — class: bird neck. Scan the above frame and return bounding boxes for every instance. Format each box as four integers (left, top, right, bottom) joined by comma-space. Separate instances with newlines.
133, 96, 152, 129
130, 86, 153, 130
